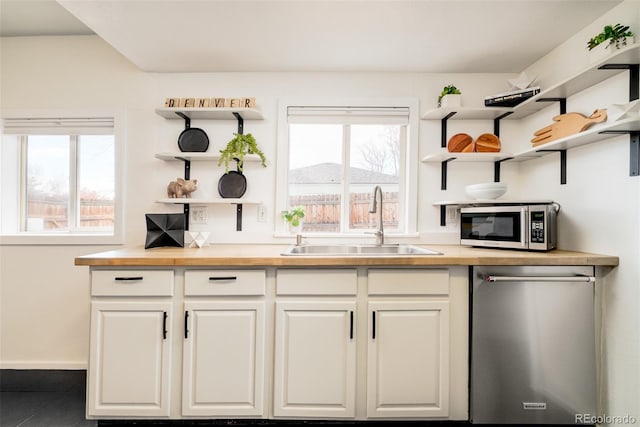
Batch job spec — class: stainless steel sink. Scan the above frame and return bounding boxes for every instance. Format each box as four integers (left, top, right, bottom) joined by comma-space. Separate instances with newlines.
281, 244, 442, 256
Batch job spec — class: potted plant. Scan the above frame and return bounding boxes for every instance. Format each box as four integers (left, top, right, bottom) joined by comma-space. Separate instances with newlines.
587, 24, 634, 63
438, 84, 462, 108
218, 132, 267, 173
282, 206, 305, 233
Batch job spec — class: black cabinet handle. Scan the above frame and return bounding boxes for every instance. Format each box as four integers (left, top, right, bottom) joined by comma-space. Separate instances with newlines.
162, 312, 168, 340
349, 311, 354, 340
372, 311, 376, 340
208, 276, 237, 281
115, 276, 143, 281
184, 311, 189, 339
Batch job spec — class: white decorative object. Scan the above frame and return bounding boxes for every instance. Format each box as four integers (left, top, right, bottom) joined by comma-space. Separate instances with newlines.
508, 72, 537, 90
440, 94, 462, 108
589, 36, 634, 64
185, 231, 210, 248
608, 99, 640, 121
465, 182, 507, 200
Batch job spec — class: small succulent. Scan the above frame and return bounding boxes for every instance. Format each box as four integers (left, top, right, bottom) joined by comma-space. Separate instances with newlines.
282, 206, 305, 227
438, 84, 462, 107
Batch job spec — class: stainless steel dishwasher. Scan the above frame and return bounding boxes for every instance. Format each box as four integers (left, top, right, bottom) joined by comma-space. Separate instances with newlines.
471, 265, 596, 424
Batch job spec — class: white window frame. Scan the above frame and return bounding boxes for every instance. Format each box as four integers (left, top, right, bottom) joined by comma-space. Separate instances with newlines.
0, 110, 125, 245
276, 97, 419, 236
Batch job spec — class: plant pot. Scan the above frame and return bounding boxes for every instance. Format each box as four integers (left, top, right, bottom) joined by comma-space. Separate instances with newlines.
288, 221, 303, 234
440, 94, 462, 108
589, 36, 634, 64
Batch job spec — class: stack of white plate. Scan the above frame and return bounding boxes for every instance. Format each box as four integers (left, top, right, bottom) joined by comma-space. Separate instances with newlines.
465, 182, 507, 200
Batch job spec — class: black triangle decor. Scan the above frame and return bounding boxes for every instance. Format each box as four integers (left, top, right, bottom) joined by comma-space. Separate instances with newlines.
145, 213, 186, 249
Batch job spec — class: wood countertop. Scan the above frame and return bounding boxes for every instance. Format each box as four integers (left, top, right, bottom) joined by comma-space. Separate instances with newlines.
74, 244, 619, 267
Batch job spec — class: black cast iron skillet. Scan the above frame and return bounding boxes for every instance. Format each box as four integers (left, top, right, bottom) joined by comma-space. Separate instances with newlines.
218, 170, 247, 198
177, 119, 209, 152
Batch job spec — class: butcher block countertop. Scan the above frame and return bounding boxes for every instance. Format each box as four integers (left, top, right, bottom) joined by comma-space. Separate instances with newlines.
74, 244, 619, 267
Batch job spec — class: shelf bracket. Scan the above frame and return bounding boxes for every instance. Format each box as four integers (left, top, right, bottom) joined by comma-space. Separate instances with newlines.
440, 112, 457, 147
175, 112, 191, 130
597, 64, 639, 101
536, 149, 567, 184
597, 64, 639, 176
235, 203, 243, 231
494, 157, 514, 182
233, 112, 244, 135
440, 205, 447, 227
536, 97, 567, 115
440, 157, 456, 190
493, 112, 513, 137
599, 130, 640, 176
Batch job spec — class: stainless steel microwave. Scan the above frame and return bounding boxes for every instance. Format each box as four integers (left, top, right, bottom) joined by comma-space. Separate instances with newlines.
460, 204, 558, 251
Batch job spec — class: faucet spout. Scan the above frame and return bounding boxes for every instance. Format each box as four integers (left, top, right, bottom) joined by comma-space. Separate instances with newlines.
369, 185, 384, 245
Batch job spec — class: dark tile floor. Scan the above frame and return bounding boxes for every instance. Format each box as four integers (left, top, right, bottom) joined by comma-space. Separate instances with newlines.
0, 370, 96, 427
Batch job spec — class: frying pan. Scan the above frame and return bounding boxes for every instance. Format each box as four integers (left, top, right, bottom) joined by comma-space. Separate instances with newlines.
177, 120, 209, 152
218, 171, 247, 198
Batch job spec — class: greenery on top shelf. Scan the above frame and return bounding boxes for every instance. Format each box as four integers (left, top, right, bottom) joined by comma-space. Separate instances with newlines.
587, 24, 634, 51
218, 132, 267, 173
437, 84, 462, 107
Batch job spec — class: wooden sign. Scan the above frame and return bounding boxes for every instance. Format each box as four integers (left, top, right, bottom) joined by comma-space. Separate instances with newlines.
164, 97, 255, 109
532, 109, 607, 146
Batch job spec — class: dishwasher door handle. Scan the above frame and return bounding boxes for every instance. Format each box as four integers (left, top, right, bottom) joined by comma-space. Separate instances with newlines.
485, 275, 595, 283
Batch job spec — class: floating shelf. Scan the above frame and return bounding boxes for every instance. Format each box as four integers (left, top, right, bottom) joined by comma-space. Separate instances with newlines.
507, 44, 640, 119
421, 151, 514, 163
509, 118, 640, 160
421, 107, 513, 120
433, 199, 554, 206
157, 198, 261, 205
155, 152, 263, 162
156, 198, 262, 232
155, 107, 264, 121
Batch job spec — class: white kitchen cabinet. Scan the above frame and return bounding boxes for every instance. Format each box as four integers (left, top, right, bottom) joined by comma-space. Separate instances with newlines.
182, 300, 265, 416
273, 268, 358, 418
87, 269, 174, 417
367, 268, 450, 418
273, 300, 357, 418
87, 301, 173, 417
367, 300, 449, 418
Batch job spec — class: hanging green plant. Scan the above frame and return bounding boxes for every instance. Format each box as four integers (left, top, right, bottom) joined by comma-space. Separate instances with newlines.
587, 24, 634, 51
218, 132, 267, 173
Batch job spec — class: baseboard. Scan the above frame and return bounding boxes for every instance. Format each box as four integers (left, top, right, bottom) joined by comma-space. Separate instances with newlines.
0, 361, 87, 369
0, 369, 86, 392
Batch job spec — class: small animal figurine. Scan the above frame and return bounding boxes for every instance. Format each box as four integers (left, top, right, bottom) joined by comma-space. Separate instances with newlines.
167, 178, 198, 198
532, 109, 607, 146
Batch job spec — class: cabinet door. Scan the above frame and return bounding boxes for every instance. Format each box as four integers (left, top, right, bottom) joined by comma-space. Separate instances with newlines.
87, 301, 172, 417
182, 301, 265, 417
367, 300, 449, 418
273, 301, 356, 418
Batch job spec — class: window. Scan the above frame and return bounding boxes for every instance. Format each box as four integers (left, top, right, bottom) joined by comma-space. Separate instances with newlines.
278, 103, 418, 235
1, 116, 120, 243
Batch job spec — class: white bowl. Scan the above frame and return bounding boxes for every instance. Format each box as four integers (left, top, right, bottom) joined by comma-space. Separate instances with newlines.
465, 182, 507, 200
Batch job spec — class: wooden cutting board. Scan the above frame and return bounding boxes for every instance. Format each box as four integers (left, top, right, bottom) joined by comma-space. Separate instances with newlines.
531, 109, 607, 146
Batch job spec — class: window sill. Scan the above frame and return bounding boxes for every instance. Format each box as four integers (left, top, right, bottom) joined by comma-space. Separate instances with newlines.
0, 233, 123, 246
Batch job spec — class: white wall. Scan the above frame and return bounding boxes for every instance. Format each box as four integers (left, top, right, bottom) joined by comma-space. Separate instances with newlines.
0, 35, 515, 367
1, 3, 639, 421
518, 2, 640, 423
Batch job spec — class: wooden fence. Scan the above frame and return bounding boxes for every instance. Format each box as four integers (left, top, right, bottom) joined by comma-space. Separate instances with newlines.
27, 198, 114, 230
290, 192, 398, 232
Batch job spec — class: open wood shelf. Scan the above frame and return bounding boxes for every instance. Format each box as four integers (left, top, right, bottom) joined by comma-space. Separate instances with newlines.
155, 107, 264, 120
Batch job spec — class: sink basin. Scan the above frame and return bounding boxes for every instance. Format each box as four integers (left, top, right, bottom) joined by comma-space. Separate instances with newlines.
281, 244, 442, 256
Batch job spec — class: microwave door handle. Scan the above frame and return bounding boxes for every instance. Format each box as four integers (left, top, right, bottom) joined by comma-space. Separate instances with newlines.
521, 207, 528, 248
486, 275, 595, 283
